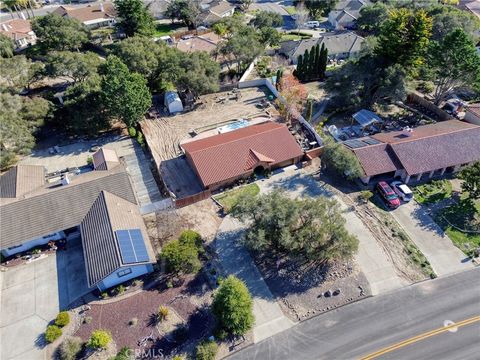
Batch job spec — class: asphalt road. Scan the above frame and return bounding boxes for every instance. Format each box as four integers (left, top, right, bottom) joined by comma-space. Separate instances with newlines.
229, 268, 480, 360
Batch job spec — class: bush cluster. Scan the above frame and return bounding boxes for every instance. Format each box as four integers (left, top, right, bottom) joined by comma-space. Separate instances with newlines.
45, 325, 62, 343
87, 330, 112, 349
161, 230, 203, 275
59, 336, 82, 360
55, 311, 70, 327
195, 340, 218, 360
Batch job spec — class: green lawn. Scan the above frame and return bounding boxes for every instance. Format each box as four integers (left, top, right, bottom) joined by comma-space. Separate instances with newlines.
413, 179, 453, 204
280, 34, 302, 42
435, 199, 480, 255
153, 22, 184, 37
284, 6, 297, 15
213, 183, 260, 213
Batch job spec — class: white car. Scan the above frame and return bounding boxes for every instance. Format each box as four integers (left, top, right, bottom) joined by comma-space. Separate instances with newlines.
390, 181, 413, 202
304, 21, 320, 28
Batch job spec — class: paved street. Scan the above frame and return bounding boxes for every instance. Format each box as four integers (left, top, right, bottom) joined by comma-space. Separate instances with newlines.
258, 168, 407, 295
213, 216, 295, 343
391, 201, 474, 276
229, 267, 480, 360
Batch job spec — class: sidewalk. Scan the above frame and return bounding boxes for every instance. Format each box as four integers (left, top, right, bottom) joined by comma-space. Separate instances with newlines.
213, 217, 295, 343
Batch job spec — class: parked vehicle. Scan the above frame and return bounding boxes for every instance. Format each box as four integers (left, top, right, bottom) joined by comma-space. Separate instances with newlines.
304, 21, 320, 28
390, 181, 413, 202
376, 181, 400, 209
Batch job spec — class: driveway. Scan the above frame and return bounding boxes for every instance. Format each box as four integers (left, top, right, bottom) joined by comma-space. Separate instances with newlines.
0, 237, 89, 360
391, 201, 474, 276
213, 217, 295, 343
257, 167, 407, 295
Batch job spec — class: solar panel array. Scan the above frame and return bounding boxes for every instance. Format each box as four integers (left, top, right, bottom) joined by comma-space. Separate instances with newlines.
115, 229, 150, 264
343, 137, 381, 149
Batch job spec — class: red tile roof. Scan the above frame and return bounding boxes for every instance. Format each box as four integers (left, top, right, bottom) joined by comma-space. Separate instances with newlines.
0, 19, 32, 40
53, 3, 116, 23
182, 122, 304, 187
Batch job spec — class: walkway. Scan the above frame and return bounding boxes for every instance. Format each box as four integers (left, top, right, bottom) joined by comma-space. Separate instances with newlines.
392, 201, 474, 276
257, 168, 407, 295
213, 217, 295, 343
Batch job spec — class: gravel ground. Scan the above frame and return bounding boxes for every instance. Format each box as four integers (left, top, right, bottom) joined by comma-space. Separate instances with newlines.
254, 253, 370, 322
74, 274, 214, 358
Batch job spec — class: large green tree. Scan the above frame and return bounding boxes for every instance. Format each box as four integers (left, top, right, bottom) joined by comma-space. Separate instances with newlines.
101, 55, 151, 128
0, 34, 14, 58
0, 55, 44, 93
32, 14, 89, 52
176, 51, 220, 95
165, 0, 200, 29
212, 275, 254, 336
322, 136, 364, 180
250, 11, 283, 28
231, 190, 359, 262
357, 2, 390, 35
375, 8, 432, 72
427, 5, 480, 41
459, 162, 480, 200
427, 29, 480, 105
115, 0, 155, 37
293, 0, 338, 18
0, 93, 50, 169
45, 51, 101, 84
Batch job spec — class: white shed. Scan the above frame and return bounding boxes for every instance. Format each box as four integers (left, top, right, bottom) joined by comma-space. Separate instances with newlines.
164, 91, 184, 114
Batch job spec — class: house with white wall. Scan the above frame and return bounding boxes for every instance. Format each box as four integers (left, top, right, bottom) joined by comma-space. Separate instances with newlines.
0, 19, 36, 50
53, 3, 117, 29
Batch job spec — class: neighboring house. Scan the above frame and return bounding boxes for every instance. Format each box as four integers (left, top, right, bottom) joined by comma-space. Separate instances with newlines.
279, 31, 364, 64
182, 121, 304, 191
198, 0, 235, 25
328, 0, 370, 30
346, 120, 480, 184
53, 3, 117, 29
0, 149, 155, 291
464, 103, 480, 125
176, 32, 222, 54
0, 19, 36, 50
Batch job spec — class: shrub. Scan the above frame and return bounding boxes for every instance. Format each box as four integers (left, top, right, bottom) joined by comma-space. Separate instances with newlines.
136, 131, 144, 146
158, 305, 169, 322
100, 292, 109, 299
128, 318, 138, 327
212, 275, 254, 336
128, 127, 137, 137
161, 239, 201, 275
59, 336, 82, 360
179, 230, 203, 249
196, 340, 218, 360
86, 156, 93, 166
83, 316, 92, 324
115, 285, 126, 295
111, 347, 131, 360
87, 330, 112, 349
358, 190, 373, 203
45, 325, 62, 343
55, 311, 70, 327
172, 356, 185, 360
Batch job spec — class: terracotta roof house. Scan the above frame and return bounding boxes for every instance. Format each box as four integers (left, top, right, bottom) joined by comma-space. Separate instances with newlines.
0, 19, 36, 50
464, 103, 480, 125
182, 122, 304, 191
328, 0, 371, 30
0, 150, 155, 291
53, 3, 117, 29
176, 32, 222, 53
346, 120, 480, 184
279, 31, 364, 64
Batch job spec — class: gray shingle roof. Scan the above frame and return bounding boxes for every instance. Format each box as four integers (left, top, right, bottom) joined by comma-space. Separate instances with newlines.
0, 166, 137, 250
81, 191, 155, 287
280, 31, 364, 61
0, 165, 45, 199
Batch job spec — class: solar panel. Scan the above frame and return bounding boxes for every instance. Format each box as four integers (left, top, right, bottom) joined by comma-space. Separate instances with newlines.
363, 137, 381, 145
115, 229, 150, 264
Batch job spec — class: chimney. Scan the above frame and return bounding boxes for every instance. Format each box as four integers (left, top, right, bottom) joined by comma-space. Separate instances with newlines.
402, 126, 413, 137
61, 174, 70, 186
100, 3, 104, 12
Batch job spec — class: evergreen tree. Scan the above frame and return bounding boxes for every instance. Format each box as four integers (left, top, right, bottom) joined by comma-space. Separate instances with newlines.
319, 43, 328, 79
303, 49, 310, 81
275, 68, 283, 89
306, 98, 313, 122
314, 44, 320, 79
296, 54, 304, 80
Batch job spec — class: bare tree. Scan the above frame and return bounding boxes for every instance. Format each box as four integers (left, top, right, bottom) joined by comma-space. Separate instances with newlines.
295, 3, 309, 30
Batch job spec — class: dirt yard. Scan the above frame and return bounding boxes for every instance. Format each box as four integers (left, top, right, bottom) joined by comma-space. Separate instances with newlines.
255, 253, 370, 322
144, 199, 222, 251
140, 87, 274, 163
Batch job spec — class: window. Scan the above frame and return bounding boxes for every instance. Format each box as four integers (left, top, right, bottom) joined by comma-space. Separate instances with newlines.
117, 268, 132, 278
